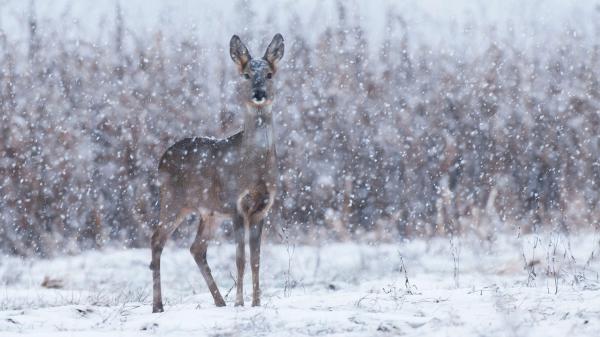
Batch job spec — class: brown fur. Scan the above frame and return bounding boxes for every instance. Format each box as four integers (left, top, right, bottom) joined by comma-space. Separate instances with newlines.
150, 34, 284, 312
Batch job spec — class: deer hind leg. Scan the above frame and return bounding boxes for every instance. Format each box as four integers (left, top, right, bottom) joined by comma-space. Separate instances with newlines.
233, 213, 246, 306
190, 212, 226, 307
249, 219, 264, 306
150, 207, 190, 313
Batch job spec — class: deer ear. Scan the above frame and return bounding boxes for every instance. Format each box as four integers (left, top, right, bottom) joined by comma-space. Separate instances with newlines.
230, 35, 251, 71
263, 34, 284, 68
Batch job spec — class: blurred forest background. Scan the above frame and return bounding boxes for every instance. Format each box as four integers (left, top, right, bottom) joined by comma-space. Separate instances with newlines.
1, 0, 600, 256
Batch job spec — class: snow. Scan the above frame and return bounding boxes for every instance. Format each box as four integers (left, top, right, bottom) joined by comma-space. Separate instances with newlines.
0, 0, 596, 50
1, 0, 600, 335
1, 232, 599, 336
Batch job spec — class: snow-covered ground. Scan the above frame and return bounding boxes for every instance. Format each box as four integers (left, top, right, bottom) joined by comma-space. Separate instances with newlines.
1, 232, 599, 336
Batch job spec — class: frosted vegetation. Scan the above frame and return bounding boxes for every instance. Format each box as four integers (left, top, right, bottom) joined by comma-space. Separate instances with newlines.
0, 1, 600, 336
0, 0, 598, 257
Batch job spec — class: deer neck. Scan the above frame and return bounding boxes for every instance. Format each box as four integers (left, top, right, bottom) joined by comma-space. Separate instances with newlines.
241, 104, 275, 164
239, 104, 277, 193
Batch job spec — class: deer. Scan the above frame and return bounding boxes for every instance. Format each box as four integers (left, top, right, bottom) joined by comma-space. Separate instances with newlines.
149, 34, 284, 312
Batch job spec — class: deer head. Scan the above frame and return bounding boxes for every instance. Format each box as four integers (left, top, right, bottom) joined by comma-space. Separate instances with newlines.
230, 34, 285, 108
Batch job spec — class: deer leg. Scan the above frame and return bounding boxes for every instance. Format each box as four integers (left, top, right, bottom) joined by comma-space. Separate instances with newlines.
150, 209, 188, 313
150, 228, 168, 313
190, 215, 226, 307
249, 219, 264, 306
234, 214, 246, 306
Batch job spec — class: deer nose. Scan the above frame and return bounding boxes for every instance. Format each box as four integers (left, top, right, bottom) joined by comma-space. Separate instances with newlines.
252, 90, 267, 104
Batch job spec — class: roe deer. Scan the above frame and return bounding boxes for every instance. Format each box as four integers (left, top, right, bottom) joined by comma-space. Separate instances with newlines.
150, 34, 284, 312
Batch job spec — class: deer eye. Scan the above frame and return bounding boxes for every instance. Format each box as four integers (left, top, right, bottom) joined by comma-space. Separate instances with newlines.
266, 72, 273, 79
244, 73, 250, 80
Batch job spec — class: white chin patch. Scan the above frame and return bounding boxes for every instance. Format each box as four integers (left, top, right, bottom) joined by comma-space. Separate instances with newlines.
252, 98, 266, 105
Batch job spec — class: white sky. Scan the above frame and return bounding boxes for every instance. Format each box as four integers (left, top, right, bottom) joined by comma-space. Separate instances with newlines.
0, 0, 597, 49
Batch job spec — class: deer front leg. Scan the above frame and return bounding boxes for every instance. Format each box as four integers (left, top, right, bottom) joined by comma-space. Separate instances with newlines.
234, 214, 246, 306
249, 219, 264, 306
